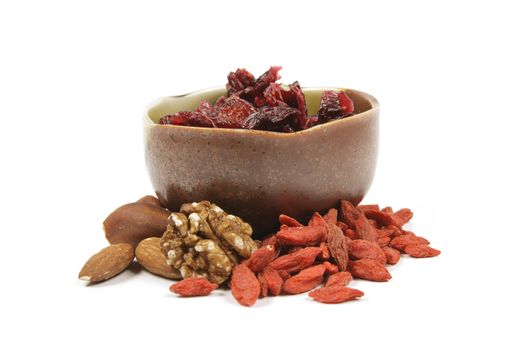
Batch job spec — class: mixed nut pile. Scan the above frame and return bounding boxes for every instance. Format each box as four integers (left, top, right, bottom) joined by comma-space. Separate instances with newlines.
79, 196, 440, 306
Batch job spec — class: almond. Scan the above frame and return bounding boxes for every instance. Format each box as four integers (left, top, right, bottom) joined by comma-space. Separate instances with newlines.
135, 237, 182, 280
78, 243, 134, 283
103, 202, 171, 247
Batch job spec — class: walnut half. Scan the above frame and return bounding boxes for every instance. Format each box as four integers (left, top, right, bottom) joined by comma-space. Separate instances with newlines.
161, 201, 258, 284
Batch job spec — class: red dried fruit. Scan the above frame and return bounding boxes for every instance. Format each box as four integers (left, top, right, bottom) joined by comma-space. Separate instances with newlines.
309, 286, 364, 304
404, 244, 441, 258
282, 264, 326, 294
261, 234, 278, 247
322, 261, 339, 275
326, 223, 348, 271
358, 204, 380, 211
242, 105, 301, 132
377, 236, 391, 248
231, 264, 260, 307
276, 225, 326, 246
277, 269, 292, 281
347, 239, 386, 265
390, 234, 430, 252
363, 208, 397, 227
338, 90, 354, 115
319, 242, 331, 260
377, 226, 396, 238
308, 212, 327, 227
214, 95, 256, 128
261, 266, 283, 296
382, 206, 394, 214
388, 225, 404, 237
159, 111, 215, 127
340, 200, 377, 242
283, 81, 308, 129
248, 66, 282, 102
169, 277, 219, 297
323, 209, 338, 225
325, 271, 353, 287
348, 258, 392, 282
269, 247, 321, 273
392, 208, 413, 227
336, 221, 348, 232
279, 214, 303, 227
258, 273, 268, 298
344, 228, 360, 240
246, 245, 276, 273
259, 82, 287, 107
317, 90, 354, 123
226, 68, 255, 96
382, 246, 401, 265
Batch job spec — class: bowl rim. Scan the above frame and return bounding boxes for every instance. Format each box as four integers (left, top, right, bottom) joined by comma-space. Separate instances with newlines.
144, 86, 379, 137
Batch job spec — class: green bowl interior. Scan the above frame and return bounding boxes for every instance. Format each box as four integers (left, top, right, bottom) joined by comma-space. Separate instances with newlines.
147, 87, 374, 124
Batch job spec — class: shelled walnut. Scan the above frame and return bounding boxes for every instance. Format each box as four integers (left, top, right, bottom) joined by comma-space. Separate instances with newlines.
160, 201, 258, 284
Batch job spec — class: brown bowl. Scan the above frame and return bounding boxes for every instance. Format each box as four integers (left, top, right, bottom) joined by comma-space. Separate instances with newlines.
144, 87, 379, 236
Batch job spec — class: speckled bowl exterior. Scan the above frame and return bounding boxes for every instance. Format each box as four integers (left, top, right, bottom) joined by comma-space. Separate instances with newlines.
144, 87, 379, 235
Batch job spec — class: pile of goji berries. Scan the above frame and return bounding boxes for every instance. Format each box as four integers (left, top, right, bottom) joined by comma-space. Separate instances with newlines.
169, 200, 440, 306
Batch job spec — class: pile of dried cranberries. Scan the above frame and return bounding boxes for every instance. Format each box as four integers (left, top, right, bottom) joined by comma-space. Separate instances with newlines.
159, 66, 355, 133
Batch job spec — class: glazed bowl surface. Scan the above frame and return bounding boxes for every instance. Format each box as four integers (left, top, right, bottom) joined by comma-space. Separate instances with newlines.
144, 87, 379, 235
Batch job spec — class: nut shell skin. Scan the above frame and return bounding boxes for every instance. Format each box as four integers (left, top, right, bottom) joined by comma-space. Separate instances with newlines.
104, 202, 171, 247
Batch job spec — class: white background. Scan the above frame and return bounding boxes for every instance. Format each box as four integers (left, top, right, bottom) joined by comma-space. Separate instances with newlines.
1, 0, 524, 349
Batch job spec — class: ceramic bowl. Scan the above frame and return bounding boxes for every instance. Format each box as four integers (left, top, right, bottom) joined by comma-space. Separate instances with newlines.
144, 87, 379, 235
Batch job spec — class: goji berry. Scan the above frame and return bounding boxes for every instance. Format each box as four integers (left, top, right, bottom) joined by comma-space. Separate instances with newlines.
169, 277, 218, 297
282, 264, 326, 294
326, 223, 348, 271
319, 242, 331, 260
258, 273, 268, 298
269, 247, 321, 273
323, 209, 338, 225
279, 214, 303, 227
348, 259, 391, 282
377, 236, 391, 248
276, 225, 326, 246
347, 239, 386, 265
336, 221, 348, 232
382, 246, 401, 265
392, 208, 413, 227
404, 244, 441, 258
390, 234, 430, 252
322, 261, 339, 275
309, 286, 364, 304
344, 228, 360, 240
261, 266, 283, 296
246, 244, 276, 273
231, 264, 260, 307
363, 208, 397, 227
325, 271, 353, 287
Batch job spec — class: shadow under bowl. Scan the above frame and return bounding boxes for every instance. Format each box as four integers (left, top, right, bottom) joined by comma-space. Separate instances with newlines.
144, 87, 379, 236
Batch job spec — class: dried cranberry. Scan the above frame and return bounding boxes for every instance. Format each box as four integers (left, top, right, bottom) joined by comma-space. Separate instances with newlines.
242, 106, 301, 132
214, 95, 256, 128
240, 66, 281, 103
260, 83, 287, 107
159, 111, 214, 127
338, 91, 354, 115
226, 68, 255, 96
317, 90, 355, 123
282, 81, 308, 129
317, 90, 341, 123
